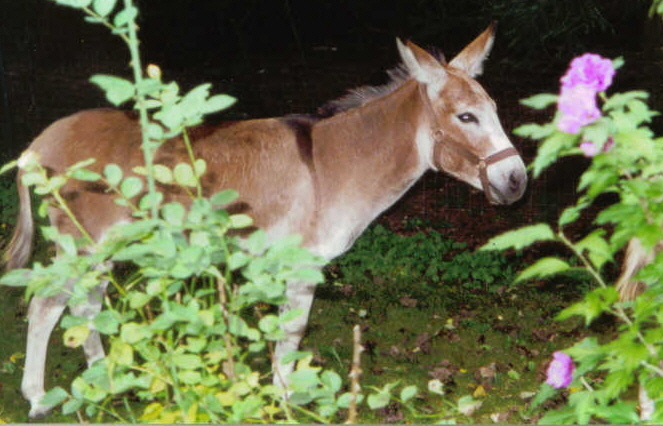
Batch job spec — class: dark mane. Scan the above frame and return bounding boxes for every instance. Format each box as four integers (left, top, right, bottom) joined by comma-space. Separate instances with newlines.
316, 47, 445, 118
316, 65, 410, 117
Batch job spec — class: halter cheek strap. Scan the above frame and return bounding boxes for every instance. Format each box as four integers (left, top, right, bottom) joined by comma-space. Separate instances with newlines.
421, 85, 520, 204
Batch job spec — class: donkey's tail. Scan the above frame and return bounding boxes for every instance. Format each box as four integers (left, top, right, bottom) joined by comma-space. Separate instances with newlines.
3, 170, 34, 270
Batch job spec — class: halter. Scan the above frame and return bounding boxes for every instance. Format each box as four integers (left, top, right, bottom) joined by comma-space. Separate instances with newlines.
419, 84, 520, 204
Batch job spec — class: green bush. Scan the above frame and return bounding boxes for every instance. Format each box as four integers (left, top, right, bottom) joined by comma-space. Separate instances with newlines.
331, 224, 518, 295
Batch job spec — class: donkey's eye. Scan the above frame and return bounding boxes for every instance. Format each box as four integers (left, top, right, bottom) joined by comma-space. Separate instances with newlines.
457, 112, 479, 124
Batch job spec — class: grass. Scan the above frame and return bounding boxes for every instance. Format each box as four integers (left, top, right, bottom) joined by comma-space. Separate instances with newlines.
0, 187, 603, 423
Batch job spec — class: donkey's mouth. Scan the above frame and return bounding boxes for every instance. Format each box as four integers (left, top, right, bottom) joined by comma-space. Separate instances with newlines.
488, 174, 527, 205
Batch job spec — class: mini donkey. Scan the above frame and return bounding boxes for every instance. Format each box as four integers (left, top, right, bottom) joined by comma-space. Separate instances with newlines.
4, 24, 526, 417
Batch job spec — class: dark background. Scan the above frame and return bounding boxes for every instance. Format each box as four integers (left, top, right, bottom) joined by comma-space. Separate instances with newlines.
0, 0, 661, 240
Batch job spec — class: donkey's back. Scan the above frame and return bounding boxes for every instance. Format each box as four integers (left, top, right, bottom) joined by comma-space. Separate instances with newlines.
9, 108, 319, 266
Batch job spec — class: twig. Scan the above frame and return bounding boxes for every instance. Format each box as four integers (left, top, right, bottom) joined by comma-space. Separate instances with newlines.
346, 324, 363, 424
216, 275, 236, 381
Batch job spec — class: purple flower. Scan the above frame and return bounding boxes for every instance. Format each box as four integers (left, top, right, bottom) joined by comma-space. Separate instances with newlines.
557, 84, 602, 134
561, 53, 615, 92
579, 137, 614, 157
545, 351, 575, 389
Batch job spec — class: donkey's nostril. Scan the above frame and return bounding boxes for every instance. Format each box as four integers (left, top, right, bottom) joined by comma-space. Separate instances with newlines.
509, 171, 522, 192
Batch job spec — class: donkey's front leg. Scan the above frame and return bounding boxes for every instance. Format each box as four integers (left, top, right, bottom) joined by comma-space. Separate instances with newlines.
21, 291, 69, 418
273, 280, 317, 388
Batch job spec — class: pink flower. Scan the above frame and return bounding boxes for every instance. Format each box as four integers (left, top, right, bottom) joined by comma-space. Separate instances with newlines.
545, 351, 575, 388
579, 137, 614, 157
557, 85, 601, 134
561, 53, 615, 92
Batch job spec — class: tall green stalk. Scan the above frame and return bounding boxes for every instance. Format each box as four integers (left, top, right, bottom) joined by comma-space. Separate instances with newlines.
122, 0, 158, 218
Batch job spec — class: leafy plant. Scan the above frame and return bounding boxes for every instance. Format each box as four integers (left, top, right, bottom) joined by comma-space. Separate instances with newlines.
330, 224, 518, 297
481, 43, 663, 423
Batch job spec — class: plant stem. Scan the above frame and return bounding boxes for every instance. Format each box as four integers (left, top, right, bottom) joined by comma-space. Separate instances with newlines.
346, 324, 363, 424
122, 0, 158, 218
180, 128, 203, 197
558, 230, 658, 356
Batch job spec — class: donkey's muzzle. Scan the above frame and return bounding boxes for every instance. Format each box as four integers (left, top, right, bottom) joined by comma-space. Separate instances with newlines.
486, 157, 527, 205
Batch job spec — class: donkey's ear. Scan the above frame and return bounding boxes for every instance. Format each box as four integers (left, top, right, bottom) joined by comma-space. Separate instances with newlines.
397, 38, 446, 85
449, 22, 496, 77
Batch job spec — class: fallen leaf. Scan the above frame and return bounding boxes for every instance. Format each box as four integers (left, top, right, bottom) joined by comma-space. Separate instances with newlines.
490, 410, 511, 423
415, 332, 431, 354
458, 395, 483, 416
473, 384, 487, 397
399, 295, 418, 307
475, 363, 497, 383
519, 391, 536, 400
377, 402, 404, 423
429, 367, 455, 383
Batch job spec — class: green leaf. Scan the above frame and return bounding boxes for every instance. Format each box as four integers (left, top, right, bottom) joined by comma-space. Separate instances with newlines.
128, 291, 151, 309
104, 163, 123, 186
70, 168, 101, 182
62, 398, 84, 415
513, 122, 555, 140
93, 310, 120, 335
480, 223, 556, 251
92, 0, 116, 16
528, 383, 558, 411
63, 324, 90, 348
154, 104, 183, 131
575, 230, 613, 269
113, 5, 138, 27
210, 189, 239, 206
172, 353, 203, 369
173, 163, 196, 187
109, 340, 134, 366
90, 74, 135, 106
603, 91, 649, 112
40, 386, 69, 408
516, 257, 571, 282
153, 164, 173, 184
120, 176, 143, 199
161, 202, 185, 225
520, 93, 558, 110
0, 268, 30, 287
367, 390, 391, 409
400, 385, 418, 402
280, 350, 311, 365
245, 229, 267, 254
531, 131, 579, 178
321, 370, 342, 392
177, 370, 202, 385
204, 94, 236, 113
194, 158, 207, 177
229, 214, 253, 229
0, 159, 17, 176
557, 287, 619, 325
558, 200, 590, 227
120, 322, 151, 344
58, 233, 77, 256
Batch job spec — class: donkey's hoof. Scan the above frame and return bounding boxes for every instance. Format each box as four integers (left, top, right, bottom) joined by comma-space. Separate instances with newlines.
28, 401, 53, 419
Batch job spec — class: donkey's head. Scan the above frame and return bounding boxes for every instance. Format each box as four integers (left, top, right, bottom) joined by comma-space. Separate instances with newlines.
398, 24, 527, 205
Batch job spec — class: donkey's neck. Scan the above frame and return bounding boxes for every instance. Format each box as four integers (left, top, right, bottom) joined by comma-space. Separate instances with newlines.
309, 79, 430, 258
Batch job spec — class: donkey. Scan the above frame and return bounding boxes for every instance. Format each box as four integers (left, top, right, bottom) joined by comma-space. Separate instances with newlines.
616, 237, 663, 301
4, 24, 526, 417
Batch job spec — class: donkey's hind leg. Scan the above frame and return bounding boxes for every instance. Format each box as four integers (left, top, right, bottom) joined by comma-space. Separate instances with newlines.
21, 291, 69, 418
69, 281, 108, 366
272, 280, 317, 389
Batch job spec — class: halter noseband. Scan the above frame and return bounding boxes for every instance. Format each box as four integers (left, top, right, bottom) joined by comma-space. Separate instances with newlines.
420, 84, 520, 204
